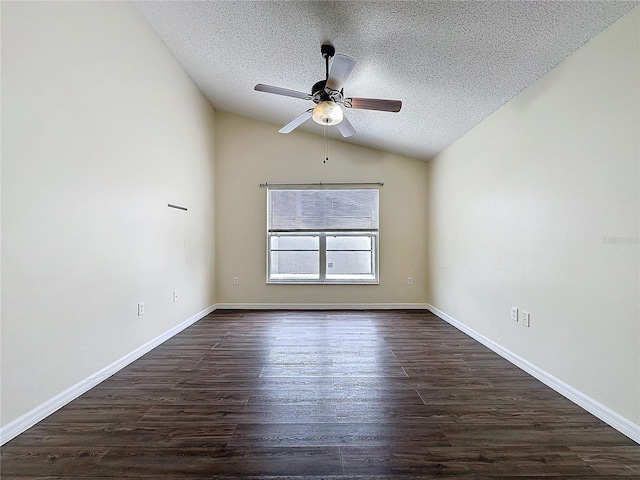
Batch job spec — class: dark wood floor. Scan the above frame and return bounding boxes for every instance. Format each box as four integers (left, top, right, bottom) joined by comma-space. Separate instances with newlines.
2, 310, 639, 478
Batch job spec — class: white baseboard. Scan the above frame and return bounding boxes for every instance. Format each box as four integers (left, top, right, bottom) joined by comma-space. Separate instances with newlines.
215, 303, 431, 310
0, 304, 217, 445
426, 303, 640, 445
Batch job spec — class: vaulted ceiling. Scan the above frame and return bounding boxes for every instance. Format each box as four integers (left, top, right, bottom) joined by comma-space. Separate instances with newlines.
135, 1, 636, 161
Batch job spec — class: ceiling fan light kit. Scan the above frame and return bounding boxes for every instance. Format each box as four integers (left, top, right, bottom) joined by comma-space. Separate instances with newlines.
312, 101, 343, 125
254, 43, 402, 137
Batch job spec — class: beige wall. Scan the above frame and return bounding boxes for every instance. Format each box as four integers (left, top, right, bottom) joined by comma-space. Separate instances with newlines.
215, 111, 429, 306
428, 8, 639, 423
1, 2, 216, 426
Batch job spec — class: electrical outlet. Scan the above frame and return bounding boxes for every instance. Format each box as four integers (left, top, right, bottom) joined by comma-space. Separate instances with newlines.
407, 277, 413, 285
233, 277, 239, 285
137, 302, 144, 316
511, 307, 518, 322
520, 311, 530, 327
173, 291, 178, 303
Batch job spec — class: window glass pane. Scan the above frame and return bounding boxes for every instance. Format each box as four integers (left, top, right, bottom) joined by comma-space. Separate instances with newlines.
269, 235, 319, 280
326, 235, 374, 279
271, 235, 318, 250
326, 251, 373, 275
270, 251, 319, 279
326, 235, 372, 251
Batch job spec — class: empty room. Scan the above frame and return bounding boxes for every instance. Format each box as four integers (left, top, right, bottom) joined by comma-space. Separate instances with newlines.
1, 1, 639, 478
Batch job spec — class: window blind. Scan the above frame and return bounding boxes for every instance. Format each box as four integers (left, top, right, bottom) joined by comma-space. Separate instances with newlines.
268, 189, 379, 231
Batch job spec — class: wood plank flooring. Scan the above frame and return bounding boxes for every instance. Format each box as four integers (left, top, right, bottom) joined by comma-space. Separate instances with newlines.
2, 310, 638, 478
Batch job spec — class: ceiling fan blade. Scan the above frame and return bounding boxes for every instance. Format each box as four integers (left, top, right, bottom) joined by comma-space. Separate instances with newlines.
325, 54, 356, 92
346, 97, 402, 112
336, 114, 356, 138
255, 84, 311, 100
279, 109, 313, 134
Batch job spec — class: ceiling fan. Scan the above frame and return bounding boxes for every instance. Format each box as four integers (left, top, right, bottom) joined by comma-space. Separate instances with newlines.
254, 44, 402, 138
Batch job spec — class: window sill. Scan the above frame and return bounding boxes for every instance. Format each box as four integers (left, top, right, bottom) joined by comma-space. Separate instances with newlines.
267, 280, 379, 285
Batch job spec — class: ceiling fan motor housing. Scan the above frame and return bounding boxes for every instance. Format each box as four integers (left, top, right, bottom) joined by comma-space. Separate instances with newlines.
311, 80, 328, 100
311, 80, 343, 104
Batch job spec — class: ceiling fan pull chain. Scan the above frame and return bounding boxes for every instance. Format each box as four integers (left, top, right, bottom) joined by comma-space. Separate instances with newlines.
324, 127, 329, 164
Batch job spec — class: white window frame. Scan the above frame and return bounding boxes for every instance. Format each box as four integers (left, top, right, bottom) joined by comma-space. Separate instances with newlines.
266, 187, 379, 285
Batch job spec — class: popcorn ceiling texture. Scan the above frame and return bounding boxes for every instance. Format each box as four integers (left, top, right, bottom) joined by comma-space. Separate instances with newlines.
135, 1, 637, 161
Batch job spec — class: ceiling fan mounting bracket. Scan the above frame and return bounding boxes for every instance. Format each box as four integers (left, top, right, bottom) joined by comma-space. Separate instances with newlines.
320, 44, 335, 59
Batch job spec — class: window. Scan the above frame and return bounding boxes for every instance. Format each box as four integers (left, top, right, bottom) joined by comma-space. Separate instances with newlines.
267, 188, 379, 284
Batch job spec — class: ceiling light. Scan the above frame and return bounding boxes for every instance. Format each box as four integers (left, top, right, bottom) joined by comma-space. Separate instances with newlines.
312, 101, 343, 126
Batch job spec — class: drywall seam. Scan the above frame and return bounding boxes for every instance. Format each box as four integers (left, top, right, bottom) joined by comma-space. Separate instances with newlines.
427, 304, 640, 445
0, 304, 217, 445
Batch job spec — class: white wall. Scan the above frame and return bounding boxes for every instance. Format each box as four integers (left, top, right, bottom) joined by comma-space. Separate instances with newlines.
215, 111, 429, 306
1, 2, 216, 426
428, 8, 639, 424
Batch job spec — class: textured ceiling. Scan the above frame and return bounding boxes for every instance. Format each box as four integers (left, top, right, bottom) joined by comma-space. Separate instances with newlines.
135, 1, 637, 161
